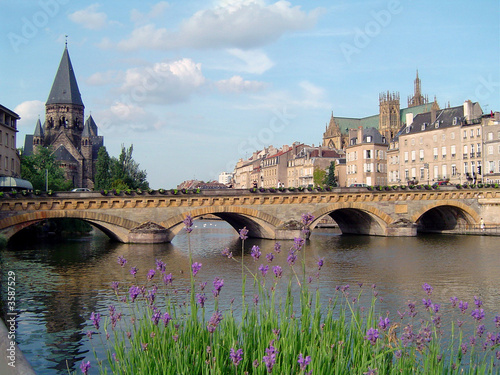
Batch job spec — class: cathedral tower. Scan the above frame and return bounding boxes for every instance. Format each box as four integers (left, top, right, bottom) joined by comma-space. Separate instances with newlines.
379, 91, 400, 140
407, 70, 429, 108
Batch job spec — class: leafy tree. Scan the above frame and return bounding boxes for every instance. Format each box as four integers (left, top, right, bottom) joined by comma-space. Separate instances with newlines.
313, 167, 326, 187
20, 146, 72, 191
325, 161, 337, 187
94, 146, 111, 190
110, 144, 149, 190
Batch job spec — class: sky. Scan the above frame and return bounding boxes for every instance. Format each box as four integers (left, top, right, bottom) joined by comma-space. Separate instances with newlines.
1, 0, 499, 189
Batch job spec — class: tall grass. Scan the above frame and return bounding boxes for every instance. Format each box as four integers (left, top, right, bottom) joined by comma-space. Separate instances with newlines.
78, 215, 500, 375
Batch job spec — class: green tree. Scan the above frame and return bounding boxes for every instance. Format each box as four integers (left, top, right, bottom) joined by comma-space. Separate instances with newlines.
94, 146, 112, 190
313, 167, 326, 187
325, 161, 337, 187
110, 144, 149, 190
20, 147, 73, 191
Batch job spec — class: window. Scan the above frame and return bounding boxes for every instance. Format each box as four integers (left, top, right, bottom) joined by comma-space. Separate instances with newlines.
405, 169, 409, 179
404, 151, 409, 163
411, 150, 416, 162
420, 168, 425, 179
488, 132, 494, 141
365, 150, 372, 159
442, 165, 447, 179
366, 135, 372, 142
452, 164, 457, 176
463, 145, 468, 158
477, 128, 481, 137
11, 136, 14, 148
489, 161, 495, 173
464, 162, 468, 174
433, 147, 438, 160
441, 146, 447, 159
463, 130, 467, 139
451, 145, 456, 158
489, 146, 494, 155
470, 130, 474, 138
419, 149, 424, 161
411, 167, 416, 179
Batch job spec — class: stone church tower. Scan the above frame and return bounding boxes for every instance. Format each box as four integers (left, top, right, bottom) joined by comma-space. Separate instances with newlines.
407, 70, 429, 108
322, 112, 345, 150
378, 91, 400, 140
29, 45, 103, 189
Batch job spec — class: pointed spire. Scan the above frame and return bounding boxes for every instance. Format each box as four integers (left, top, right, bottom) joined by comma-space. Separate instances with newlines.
34, 118, 44, 137
46, 46, 84, 106
82, 115, 98, 137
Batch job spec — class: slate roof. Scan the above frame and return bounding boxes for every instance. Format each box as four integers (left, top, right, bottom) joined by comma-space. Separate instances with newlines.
398, 105, 467, 138
83, 115, 99, 137
46, 47, 84, 107
33, 119, 44, 137
53, 145, 78, 163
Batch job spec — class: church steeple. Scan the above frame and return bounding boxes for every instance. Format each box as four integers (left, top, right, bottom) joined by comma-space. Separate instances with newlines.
46, 46, 84, 107
407, 69, 429, 108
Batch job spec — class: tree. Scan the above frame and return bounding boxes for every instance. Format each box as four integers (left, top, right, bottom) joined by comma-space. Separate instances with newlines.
325, 161, 337, 187
110, 144, 149, 190
94, 147, 111, 190
20, 147, 73, 191
313, 167, 326, 187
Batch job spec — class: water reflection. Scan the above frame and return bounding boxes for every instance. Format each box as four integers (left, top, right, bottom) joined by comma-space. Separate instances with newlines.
1, 221, 499, 374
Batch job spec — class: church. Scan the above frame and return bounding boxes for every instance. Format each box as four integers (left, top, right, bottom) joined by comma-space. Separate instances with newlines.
24, 45, 103, 189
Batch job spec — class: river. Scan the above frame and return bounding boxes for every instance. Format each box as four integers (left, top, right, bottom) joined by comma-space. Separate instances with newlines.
1, 220, 499, 374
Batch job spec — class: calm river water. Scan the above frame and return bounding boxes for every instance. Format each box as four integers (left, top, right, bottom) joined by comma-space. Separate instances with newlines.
1, 220, 499, 374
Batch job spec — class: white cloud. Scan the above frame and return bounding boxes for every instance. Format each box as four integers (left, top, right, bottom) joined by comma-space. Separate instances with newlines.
118, 0, 320, 50
226, 49, 274, 74
117, 58, 206, 104
14, 100, 45, 131
216, 75, 266, 93
69, 4, 108, 30
86, 70, 123, 86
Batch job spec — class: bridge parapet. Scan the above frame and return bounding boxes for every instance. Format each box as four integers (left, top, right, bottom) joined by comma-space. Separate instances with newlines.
0, 188, 499, 243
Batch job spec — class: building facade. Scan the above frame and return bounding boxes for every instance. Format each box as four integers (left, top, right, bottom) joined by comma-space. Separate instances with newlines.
25, 45, 103, 189
0, 104, 21, 178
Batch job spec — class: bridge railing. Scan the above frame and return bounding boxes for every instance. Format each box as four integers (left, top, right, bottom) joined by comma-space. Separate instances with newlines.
452, 223, 500, 236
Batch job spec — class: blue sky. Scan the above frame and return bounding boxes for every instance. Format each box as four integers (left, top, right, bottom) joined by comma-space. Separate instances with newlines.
1, 0, 499, 188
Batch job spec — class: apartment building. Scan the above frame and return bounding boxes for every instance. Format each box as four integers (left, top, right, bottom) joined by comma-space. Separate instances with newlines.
0, 104, 21, 178
346, 127, 388, 186
388, 100, 484, 185
482, 112, 500, 183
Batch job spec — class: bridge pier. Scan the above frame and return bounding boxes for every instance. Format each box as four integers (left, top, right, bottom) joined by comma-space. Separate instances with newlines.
274, 228, 305, 240
385, 220, 418, 237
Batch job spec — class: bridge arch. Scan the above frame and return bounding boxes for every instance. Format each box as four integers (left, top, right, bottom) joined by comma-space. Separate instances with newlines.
310, 203, 393, 236
410, 201, 480, 232
0, 211, 141, 243
162, 206, 282, 240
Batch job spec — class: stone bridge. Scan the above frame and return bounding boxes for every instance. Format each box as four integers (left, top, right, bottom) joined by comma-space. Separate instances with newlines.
0, 187, 499, 243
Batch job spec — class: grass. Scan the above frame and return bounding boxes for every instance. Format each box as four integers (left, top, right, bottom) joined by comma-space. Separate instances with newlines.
77, 215, 500, 375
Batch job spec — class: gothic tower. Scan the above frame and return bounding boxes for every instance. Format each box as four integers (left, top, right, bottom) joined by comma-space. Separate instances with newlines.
322, 112, 345, 150
407, 70, 429, 108
379, 91, 400, 140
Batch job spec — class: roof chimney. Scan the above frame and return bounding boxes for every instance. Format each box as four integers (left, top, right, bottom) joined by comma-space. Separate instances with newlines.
406, 113, 414, 127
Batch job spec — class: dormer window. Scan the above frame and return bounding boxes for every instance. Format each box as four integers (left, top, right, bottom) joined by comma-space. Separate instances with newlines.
453, 117, 457, 125
421, 124, 426, 131
366, 135, 372, 142
435, 121, 439, 129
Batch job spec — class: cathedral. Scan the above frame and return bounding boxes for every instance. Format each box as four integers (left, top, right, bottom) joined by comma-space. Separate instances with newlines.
25, 45, 103, 189
323, 71, 438, 150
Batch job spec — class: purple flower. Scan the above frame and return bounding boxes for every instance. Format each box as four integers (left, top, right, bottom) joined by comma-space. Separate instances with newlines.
317, 258, 324, 270
364, 328, 379, 345
230, 348, 244, 366
287, 251, 297, 266
459, 300, 469, 313
129, 266, 138, 276
163, 273, 173, 285
422, 283, 433, 296
378, 316, 390, 331
432, 304, 441, 314
117, 255, 127, 267
212, 277, 224, 297
129, 285, 141, 302
259, 264, 269, 277
207, 311, 223, 333
239, 227, 249, 240
151, 310, 161, 325
471, 308, 485, 321
422, 298, 432, 309
273, 266, 283, 278
461, 343, 468, 355
293, 237, 305, 251
364, 368, 378, 375
221, 248, 232, 258
274, 242, 281, 253
141, 343, 148, 351
191, 262, 202, 277
297, 353, 311, 371
474, 296, 483, 307
183, 214, 194, 233
111, 281, 119, 291
476, 324, 486, 337
162, 313, 171, 326
197, 293, 207, 308
266, 252, 274, 262
263, 344, 278, 373
80, 360, 91, 375
301, 212, 315, 227
251, 245, 261, 260
450, 296, 459, 308
90, 312, 100, 330
155, 259, 166, 272
494, 315, 500, 328
147, 269, 156, 281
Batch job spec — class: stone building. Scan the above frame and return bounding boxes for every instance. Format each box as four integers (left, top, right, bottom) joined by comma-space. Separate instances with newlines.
345, 127, 388, 186
387, 100, 485, 185
323, 71, 436, 150
0, 104, 21, 178
482, 112, 500, 183
24, 45, 103, 189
